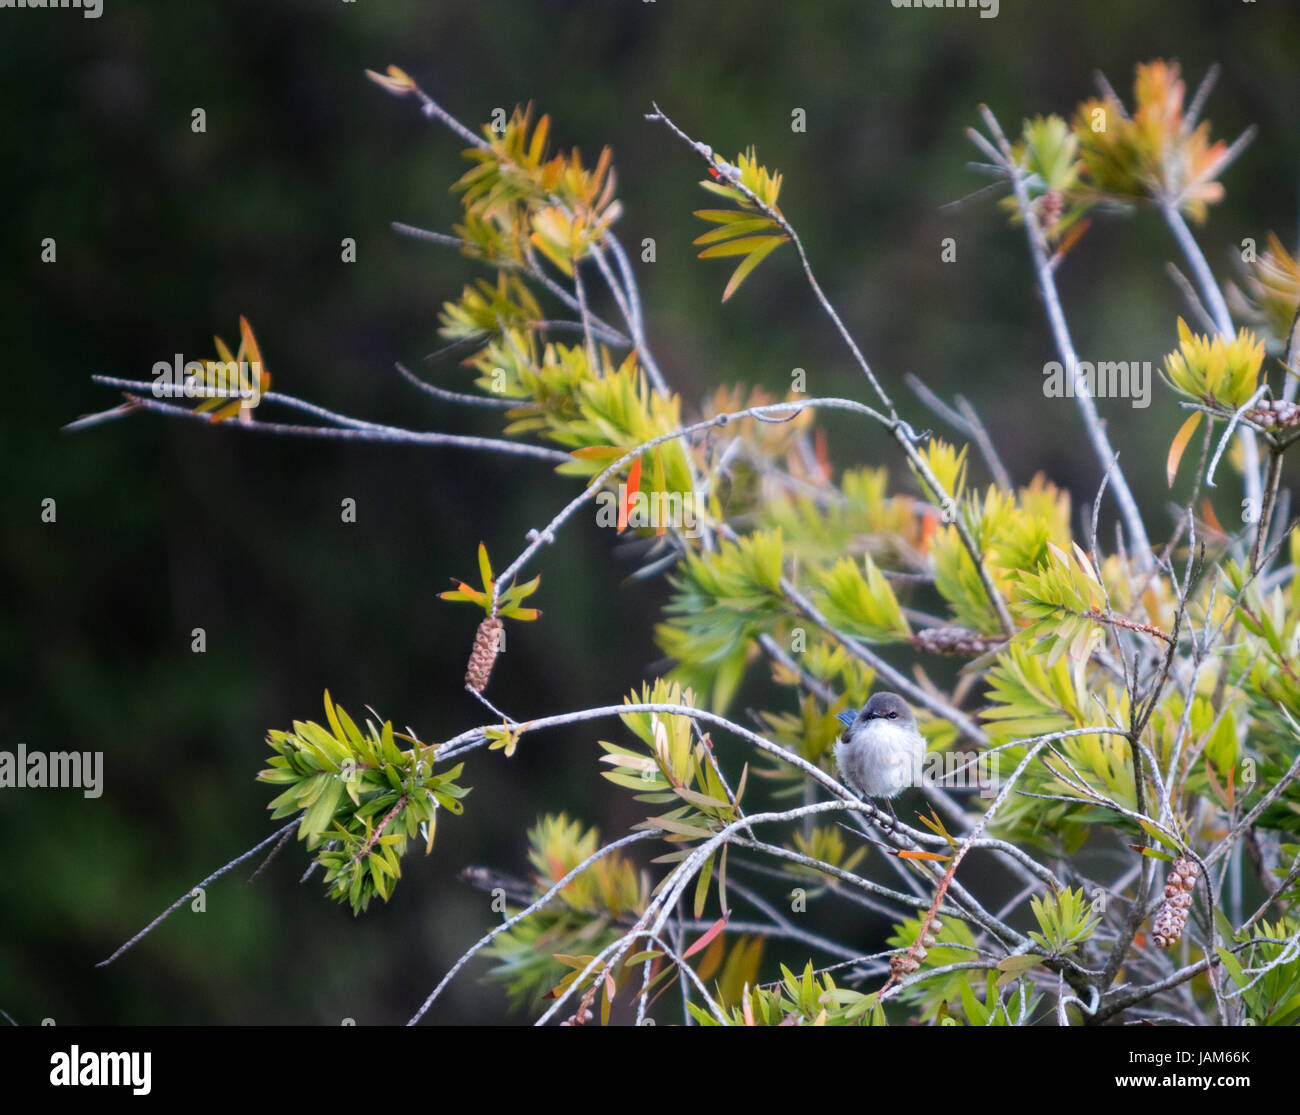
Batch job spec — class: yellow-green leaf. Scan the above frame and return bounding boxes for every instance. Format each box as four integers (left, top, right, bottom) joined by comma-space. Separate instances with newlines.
995, 954, 1042, 988
722, 239, 786, 302
699, 235, 784, 260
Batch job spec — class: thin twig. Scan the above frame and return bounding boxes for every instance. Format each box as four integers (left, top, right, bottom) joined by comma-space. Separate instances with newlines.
82, 385, 574, 463
905, 372, 1012, 490
1205, 386, 1269, 490
407, 830, 657, 1024
1165, 261, 1218, 335
97, 822, 298, 968
971, 106, 1154, 569
647, 104, 1015, 636
394, 361, 515, 408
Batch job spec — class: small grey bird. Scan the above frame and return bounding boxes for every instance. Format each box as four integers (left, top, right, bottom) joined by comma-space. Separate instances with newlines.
834, 692, 925, 826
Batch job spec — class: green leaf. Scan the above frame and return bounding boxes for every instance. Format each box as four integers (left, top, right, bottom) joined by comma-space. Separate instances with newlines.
693, 208, 764, 224
694, 852, 715, 918
300, 774, 345, 840
648, 815, 715, 839
693, 218, 776, 246
625, 950, 664, 966
958, 974, 988, 1024
1212, 907, 1238, 944
722, 239, 787, 302
602, 769, 660, 791
1216, 945, 1247, 988
1137, 817, 1181, 851
698, 235, 783, 260
673, 785, 732, 812
323, 690, 344, 743
334, 703, 366, 749
995, 954, 1043, 988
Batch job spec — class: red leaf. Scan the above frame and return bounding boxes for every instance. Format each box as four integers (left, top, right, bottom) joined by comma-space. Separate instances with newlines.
1200, 498, 1226, 538
617, 456, 642, 532
682, 913, 729, 960
814, 427, 831, 483
1205, 760, 1229, 811
1055, 217, 1090, 261
918, 508, 938, 555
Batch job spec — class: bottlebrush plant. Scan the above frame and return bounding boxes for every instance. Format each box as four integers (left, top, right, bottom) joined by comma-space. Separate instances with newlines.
87, 59, 1300, 1027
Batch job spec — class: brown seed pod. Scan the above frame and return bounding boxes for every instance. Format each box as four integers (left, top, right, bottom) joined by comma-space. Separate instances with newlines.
908, 626, 1006, 657
466, 616, 504, 692
1151, 859, 1198, 947
890, 953, 922, 978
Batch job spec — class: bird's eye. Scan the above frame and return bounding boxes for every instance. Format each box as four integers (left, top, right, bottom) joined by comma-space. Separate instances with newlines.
888, 711, 897, 719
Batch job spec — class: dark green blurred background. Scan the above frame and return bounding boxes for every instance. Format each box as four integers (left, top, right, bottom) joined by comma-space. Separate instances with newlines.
2, 0, 1297, 1024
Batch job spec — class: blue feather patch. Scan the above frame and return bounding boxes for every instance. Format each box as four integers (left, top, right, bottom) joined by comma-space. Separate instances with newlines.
835, 710, 858, 728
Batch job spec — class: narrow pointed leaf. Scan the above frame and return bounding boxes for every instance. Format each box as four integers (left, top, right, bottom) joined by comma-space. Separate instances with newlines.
682, 913, 729, 960
699, 235, 785, 260
722, 238, 786, 302
1166, 411, 1203, 488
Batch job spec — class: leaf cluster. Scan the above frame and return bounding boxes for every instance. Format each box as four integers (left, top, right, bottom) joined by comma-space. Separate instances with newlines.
258, 692, 469, 913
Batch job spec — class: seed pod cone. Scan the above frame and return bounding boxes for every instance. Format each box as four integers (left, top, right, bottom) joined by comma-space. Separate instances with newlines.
466, 617, 504, 692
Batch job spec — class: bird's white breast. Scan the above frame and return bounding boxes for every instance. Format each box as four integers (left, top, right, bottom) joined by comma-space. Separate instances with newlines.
835, 720, 924, 799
